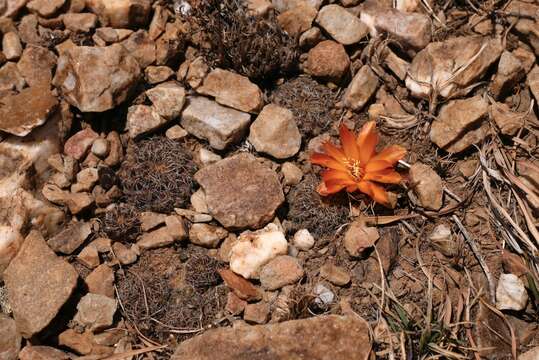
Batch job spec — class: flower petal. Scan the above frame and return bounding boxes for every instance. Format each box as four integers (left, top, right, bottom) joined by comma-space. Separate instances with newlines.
365, 160, 392, 173
363, 169, 402, 184
357, 121, 379, 164
358, 180, 390, 206
339, 124, 360, 161
311, 153, 348, 172
321, 169, 355, 183
370, 145, 406, 165
322, 142, 347, 162
317, 181, 347, 196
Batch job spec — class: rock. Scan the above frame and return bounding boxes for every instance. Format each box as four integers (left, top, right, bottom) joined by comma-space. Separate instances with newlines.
248, 104, 301, 159
17, 45, 57, 88
281, 162, 303, 186
47, 221, 92, 255
139, 211, 166, 232
146, 81, 186, 120
72, 167, 99, 193
244, 302, 270, 324
529, 66, 539, 105
195, 153, 284, 230
360, 1, 431, 51
428, 224, 457, 257
406, 36, 503, 99
430, 95, 489, 153
64, 128, 99, 160
218, 268, 262, 301
104, 132, 123, 167
137, 224, 184, 250
344, 222, 380, 257
165, 215, 187, 240
154, 20, 183, 65
293, 229, 315, 250
277, 3, 317, 37
42, 184, 94, 214
313, 284, 334, 307
58, 329, 93, 355
225, 292, 247, 314
62, 13, 98, 33
26, 0, 64, 17
304, 40, 350, 82
77, 245, 100, 269
165, 125, 188, 140
490, 51, 525, 99
4, 231, 78, 338
0, 62, 25, 92
197, 69, 263, 113
0, 313, 20, 360
260, 255, 303, 290
408, 163, 443, 210
506, 1, 539, 55
19, 346, 69, 360
189, 223, 228, 248
126, 105, 167, 138
145, 65, 174, 84
120, 30, 156, 68
91, 138, 110, 158
502, 251, 529, 277
85, 264, 115, 298
190, 189, 208, 213
74, 293, 117, 332
271, 0, 322, 11
1, 0, 26, 17
316, 5, 368, 45
520, 347, 539, 360
496, 273, 528, 311
86, 0, 151, 28
112, 242, 138, 265
181, 96, 251, 150
53, 44, 141, 112
2, 32, 22, 60
198, 148, 222, 166
343, 65, 380, 111
320, 263, 350, 286
171, 315, 372, 360
299, 27, 322, 48
0, 85, 58, 136
218, 234, 239, 263
491, 102, 530, 136
230, 224, 288, 279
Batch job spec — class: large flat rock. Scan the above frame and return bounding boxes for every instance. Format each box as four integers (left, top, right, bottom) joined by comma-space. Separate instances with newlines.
171, 315, 371, 360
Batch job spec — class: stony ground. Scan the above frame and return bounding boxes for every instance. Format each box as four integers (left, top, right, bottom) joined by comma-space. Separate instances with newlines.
1, 0, 539, 359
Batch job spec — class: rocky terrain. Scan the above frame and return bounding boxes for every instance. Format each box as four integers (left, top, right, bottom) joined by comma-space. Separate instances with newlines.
1, 0, 539, 359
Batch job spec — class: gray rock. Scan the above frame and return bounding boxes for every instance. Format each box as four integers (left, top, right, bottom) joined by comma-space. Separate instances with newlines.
343, 65, 380, 111
260, 256, 304, 290
47, 221, 92, 255
74, 293, 117, 332
316, 5, 368, 45
126, 104, 168, 138
4, 231, 78, 338
181, 96, 251, 150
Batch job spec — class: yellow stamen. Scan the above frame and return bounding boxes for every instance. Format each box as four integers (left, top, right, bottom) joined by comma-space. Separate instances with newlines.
344, 158, 364, 181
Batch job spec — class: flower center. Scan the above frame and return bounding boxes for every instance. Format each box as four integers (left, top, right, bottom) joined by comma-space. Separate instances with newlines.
344, 159, 364, 181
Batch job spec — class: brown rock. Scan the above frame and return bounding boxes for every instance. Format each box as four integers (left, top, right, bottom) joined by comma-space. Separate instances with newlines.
189, 223, 228, 248
277, 3, 317, 37
506, 1, 539, 55
491, 102, 530, 136
529, 65, 539, 105
145, 65, 173, 84
408, 163, 443, 210
137, 226, 176, 250
0, 62, 25, 92
154, 20, 183, 65
343, 65, 380, 111
64, 128, 99, 160
430, 95, 489, 153
195, 153, 285, 230
501, 251, 529, 277
77, 245, 100, 269
490, 50, 525, 99
171, 315, 372, 360
42, 184, 94, 214
344, 221, 379, 257
2, 32, 22, 60
244, 302, 270, 324
248, 104, 301, 159
19, 346, 69, 360
146, 81, 186, 120
259, 255, 304, 290
26, 0, 64, 17
62, 13, 98, 33
4, 231, 78, 338
304, 40, 350, 81
58, 329, 93, 355
1, 0, 27, 17
126, 104, 167, 138
281, 162, 303, 186
219, 268, 262, 301
47, 221, 92, 255
53, 44, 141, 112
85, 264, 115, 298
120, 30, 156, 68
17, 45, 57, 88
74, 293, 117, 332
104, 131, 123, 167
320, 263, 351, 286
112, 242, 138, 265
86, 0, 151, 28
0, 313, 21, 360
198, 69, 264, 113
316, 5, 369, 45
0, 85, 58, 136
148, 5, 167, 40
225, 292, 247, 315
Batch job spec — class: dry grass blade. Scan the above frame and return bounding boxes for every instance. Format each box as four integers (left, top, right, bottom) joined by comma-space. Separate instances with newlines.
98, 344, 167, 360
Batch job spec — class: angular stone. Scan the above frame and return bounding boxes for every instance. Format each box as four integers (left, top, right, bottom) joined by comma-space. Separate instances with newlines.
316, 5, 368, 45
126, 105, 167, 138
195, 153, 284, 230
166, 125, 188, 140
120, 30, 156, 68
53, 44, 141, 112
104, 131, 123, 167
0, 62, 25, 92
74, 293, 117, 332
408, 163, 443, 211
248, 104, 301, 159
506, 1, 539, 56
0, 85, 58, 136
77, 245, 100, 269
42, 184, 94, 214
529, 65, 539, 105
304, 40, 350, 81
230, 224, 288, 279
244, 302, 270, 324
320, 263, 350, 286
139, 211, 166, 232
145, 65, 174, 84
225, 292, 247, 315
0, 313, 21, 360
64, 128, 99, 160
85, 264, 115, 298
58, 329, 93, 355
343, 65, 380, 111
496, 273, 528, 311
490, 50, 525, 99
406, 36, 503, 99
137, 226, 178, 250
47, 221, 92, 255
181, 96, 251, 150
171, 315, 372, 360
62, 13, 98, 33
2, 32, 22, 60
344, 222, 379, 257
26, 0, 64, 17
260, 255, 303, 290
491, 102, 532, 136
189, 223, 228, 248
277, 3, 317, 37
17, 45, 57, 88
146, 81, 186, 120
360, 1, 431, 50
86, 0, 151, 28
281, 162, 303, 186
19, 346, 69, 360
4, 231, 78, 338
197, 69, 263, 113
112, 242, 138, 265
1, 0, 27, 18
429, 224, 457, 257
430, 95, 489, 153
219, 268, 262, 301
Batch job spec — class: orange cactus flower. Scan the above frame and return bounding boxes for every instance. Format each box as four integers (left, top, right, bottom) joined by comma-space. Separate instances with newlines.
310, 121, 406, 206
